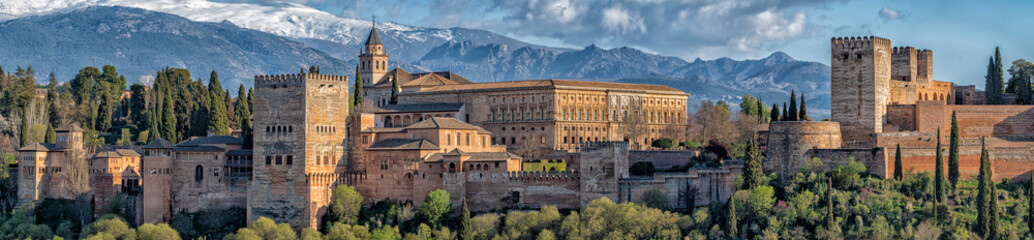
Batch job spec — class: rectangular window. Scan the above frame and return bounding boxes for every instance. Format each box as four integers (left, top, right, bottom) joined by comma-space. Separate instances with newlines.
275, 156, 282, 165
286, 155, 293, 165
266, 156, 272, 165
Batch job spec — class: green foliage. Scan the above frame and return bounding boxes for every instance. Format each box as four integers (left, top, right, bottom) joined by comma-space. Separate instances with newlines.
45, 123, 56, 144
798, 93, 810, 121
894, 144, 903, 180
986, 47, 1006, 104
207, 71, 229, 135
739, 95, 768, 122
948, 111, 960, 191
137, 223, 182, 240
629, 161, 656, 176
975, 137, 998, 238
651, 137, 674, 149
769, 103, 780, 122
371, 225, 402, 240
331, 185, 364, 224
83, 214, 136, 240
641, 189, 669, 210
787, 90, 798, 121
1007, 59, 1034, 104
169, 207, 246, 239
742, 134, 764, 190
390, 70, 399, 105
226, 217, 296, 240
421, 189, 451, 229
934, 130, 947, 205
354, 64, 363, 106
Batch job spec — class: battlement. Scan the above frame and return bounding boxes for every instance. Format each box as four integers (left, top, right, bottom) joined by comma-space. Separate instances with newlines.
831, 36, 891, 49
892, 46, 916, 55
305, 172, 339, 185
253, 73, 349, 87
507, 170, 579, 181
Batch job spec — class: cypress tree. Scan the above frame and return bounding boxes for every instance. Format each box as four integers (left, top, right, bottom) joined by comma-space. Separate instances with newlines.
162, 94, 177, 143
207, 71, 229, 135
986, 47, 1005, 104
316, 65, 321, 74
975, 137, 998, 238
353, 65, 363, 107
782, 103, 788, 121
770, 104, 780, 122
1028, 171, 1034, 236
0, 65, 4, 76
19, 108, 31, 146
726, 197, 738, 239
949, 111, 960, 191
45, 123, 55, 144
247, 88, 253, 114
390, 70, 399, 105
893, 144, 901, 180
742, 133, 763, 190
935, 128, 946, 204
826, 175, 835, 230
787, 91, 798, 121
96, 94, 112, 131
798, 94, 811, 121
756, 99, 766, 123
234, 84, 251, 131
309, 65, 317, 73
461, 198, 473, 240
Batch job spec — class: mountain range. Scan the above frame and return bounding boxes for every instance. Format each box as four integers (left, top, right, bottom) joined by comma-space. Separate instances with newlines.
0, 2, 832, 116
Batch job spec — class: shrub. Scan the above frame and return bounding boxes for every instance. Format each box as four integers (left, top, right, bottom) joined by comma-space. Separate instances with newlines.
652, 138, 674, 149
629, 162, 656, 176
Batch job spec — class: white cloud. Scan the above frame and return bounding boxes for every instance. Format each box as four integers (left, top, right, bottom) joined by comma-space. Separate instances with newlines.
878, 7, 906, 21
601, 5, 645, 34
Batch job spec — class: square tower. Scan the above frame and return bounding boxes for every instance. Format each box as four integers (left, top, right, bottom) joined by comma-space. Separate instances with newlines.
831, 36, 893, 147
248, 73, 350, 229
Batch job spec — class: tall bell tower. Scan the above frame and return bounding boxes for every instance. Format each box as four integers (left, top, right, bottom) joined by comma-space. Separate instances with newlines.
359, 20, 389, 86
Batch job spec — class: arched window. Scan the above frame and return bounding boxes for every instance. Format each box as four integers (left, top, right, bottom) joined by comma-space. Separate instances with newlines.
195, 165, 203, 183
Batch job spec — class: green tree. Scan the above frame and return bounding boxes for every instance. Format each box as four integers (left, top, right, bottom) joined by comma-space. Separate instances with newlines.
460, 198, 473, 240
421, 189, 451, 228
641, 189, 669, 210
330, 185, 363, 224
787, 90, 798, 121
45, 123, 56, 144
137, 223, 182, 240
781, 103, 788, 121
162, 94, 177, 143
769, 103, 780, 122
390, 70, 399, 105
894, 144, 903, 180
207, 71, 229, 135
19, 108, 30, 146
975, 137, 998, 238
726, 196, 738, 239
798, 94, 811, 121
95, 94, 112, 131
986, 47, 1005, 104
650, 138, 674, 149
371, 225, 401, 240
353, 65, 363, 107
934, 129, 946, 204
1007, 59, 1033, 104
234, 85, 251, 130
742, 133, 763, 190
948, 111, 960, 191
129, 84, 148, 124
826, 175, 835, 230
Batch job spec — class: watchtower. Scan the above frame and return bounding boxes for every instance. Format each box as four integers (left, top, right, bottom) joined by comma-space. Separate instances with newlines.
830, 36, 892, 147
248, 73, 350, 229
359, 22, 389, 87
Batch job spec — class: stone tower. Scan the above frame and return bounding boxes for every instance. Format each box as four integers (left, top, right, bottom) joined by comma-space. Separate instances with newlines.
248, 73, 350, 229
831, 36, 892, 148
359, 22, 389, 87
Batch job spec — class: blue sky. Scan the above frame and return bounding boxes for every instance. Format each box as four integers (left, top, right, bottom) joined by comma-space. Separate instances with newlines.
215, 0, 1032, 88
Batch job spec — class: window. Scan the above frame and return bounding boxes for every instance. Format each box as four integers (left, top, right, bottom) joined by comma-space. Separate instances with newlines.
195, 165, 204, 183
265, 156, 272, 165
286, 155, 293, 165
276, 156, 282, 165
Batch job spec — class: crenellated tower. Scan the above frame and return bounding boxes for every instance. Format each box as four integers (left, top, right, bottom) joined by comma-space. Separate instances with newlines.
248, 73, 350, 229
830, 36, 893, 147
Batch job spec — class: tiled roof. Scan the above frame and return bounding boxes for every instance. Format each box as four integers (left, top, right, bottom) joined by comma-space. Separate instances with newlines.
19, 142, 59, 152
178, 136, 244, 146
143, 138, 176, 149
406, 118, 484, 131
372, 102, 464, 113
365, 25, 382, 45
115, 149, 141, 157
173, 146, 226, 152
372, 68, 471, 88
401, 73, 459, 88
425, 151, 520, 162
93, 151, 122, 158
415, 79, 684, 94
367, 138, 439, 150
362, 127, 407, 133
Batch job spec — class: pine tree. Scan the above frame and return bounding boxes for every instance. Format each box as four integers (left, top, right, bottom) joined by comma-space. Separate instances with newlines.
894, 144, 903, 180
45, 123, 56, 144
934, 128, 946, 204
798, 94, 811, 121
461, 198, 473, 240
948, 111, 960, 191
162, 94, 177, 143
353, 65, 363, 107
975, 137, 998, 238
742, 133, 763, 190
390, 70, 399, 105
207, 71, 229, 135
770, 104, 780, 122
726, 197, 738, 239
788, 91, 798, 121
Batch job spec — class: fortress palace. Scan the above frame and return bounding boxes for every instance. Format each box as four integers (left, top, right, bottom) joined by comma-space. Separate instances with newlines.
767, 36, 1034, 182
15, 25, 733, 229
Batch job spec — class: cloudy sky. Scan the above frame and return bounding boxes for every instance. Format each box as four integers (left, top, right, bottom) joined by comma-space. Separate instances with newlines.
221, 0, 1027, 87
